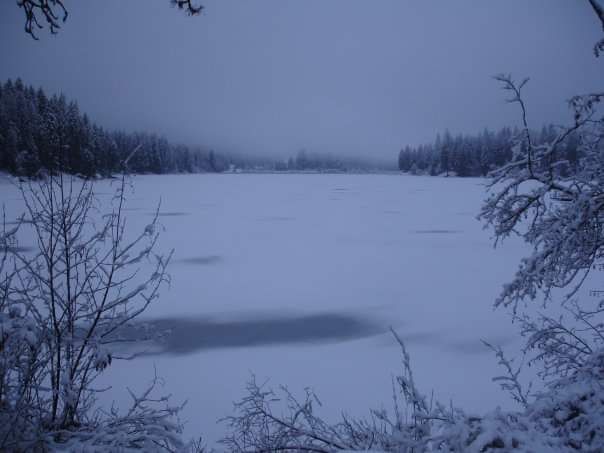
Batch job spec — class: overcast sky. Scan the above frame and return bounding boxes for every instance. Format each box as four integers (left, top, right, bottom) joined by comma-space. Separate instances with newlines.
1, 1, 602, 161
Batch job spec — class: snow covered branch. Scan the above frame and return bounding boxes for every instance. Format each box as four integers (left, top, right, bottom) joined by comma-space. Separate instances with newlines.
480, 76, 604, 312
223, 330, 604, 452
16, 0, 203, 40
478, 71, 604, 449
483, 341, 532, 407
221, 329, 461, 453
0, 172, 183, 450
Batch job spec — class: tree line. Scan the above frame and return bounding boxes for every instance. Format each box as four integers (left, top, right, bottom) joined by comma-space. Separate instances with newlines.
0, 78, 229, 177
0, 78, 396, 177
273, 149, 395, 173
0, 77, 586, 179
398, 126, 581, 177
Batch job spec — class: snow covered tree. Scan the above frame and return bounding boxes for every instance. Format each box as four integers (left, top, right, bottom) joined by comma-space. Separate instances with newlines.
0, 172, 192, 450
479, 74, 604, 382
440, 130, 452, 176
396, 125, 563, 178
15, 148, 41, 177
0, 79, 230, 177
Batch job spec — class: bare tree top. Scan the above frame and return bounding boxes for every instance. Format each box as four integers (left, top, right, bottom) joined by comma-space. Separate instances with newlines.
17, 0, 203, 40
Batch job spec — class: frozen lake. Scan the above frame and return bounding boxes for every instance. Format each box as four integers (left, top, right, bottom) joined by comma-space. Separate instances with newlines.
1, 173, 530, 446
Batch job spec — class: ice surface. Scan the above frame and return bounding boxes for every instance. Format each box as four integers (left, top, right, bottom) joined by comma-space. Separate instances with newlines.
0, 173, 531, 446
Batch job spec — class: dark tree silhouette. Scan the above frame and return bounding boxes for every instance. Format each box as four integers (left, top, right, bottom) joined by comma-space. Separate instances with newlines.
17, 0, 203, 39
0, 79, 228, 176
588, 0, 604, 55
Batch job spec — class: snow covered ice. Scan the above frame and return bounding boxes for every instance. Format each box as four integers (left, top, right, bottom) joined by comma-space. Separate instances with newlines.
1, 172, 531, 445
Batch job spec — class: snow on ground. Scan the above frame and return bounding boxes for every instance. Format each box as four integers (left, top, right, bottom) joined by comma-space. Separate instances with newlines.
1, 173, 532, 446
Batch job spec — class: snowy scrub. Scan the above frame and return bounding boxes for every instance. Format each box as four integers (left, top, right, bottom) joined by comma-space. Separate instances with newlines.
0, 174, 182, 451
221, 332, 604, 452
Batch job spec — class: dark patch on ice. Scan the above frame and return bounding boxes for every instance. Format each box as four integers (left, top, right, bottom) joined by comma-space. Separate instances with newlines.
149, 212, 190, 217
383, 210, 401, 214
125, 312, 385, 355
332, 188, 350, 192
412, 229, 461, 234
257, 216, 295, 222
179, 255, 222, 266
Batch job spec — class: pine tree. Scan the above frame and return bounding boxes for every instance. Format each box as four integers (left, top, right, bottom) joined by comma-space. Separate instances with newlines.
0, 79, 231, 177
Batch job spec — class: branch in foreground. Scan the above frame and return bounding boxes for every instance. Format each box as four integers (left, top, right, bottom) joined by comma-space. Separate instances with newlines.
17, 0, 204, 39
223, 333, 604, 451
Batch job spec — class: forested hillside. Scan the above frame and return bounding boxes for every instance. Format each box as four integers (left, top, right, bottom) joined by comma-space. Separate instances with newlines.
398, 127, 581, 177
0, 78, 585, 179
0, 78, 395, 177
0, 79, 228, 177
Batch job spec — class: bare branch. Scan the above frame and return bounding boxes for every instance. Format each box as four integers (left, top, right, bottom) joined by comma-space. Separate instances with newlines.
16, 0, 203, 39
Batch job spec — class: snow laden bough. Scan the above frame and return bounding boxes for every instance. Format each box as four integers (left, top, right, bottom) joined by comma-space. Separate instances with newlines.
0, 174, 196, 452
222, 331, 604, 453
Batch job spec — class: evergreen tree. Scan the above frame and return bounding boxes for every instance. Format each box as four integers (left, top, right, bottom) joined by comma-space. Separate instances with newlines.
0, 79, 232, 177
397, 123, 581, 178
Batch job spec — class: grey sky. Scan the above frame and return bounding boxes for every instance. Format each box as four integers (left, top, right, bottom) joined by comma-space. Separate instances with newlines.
1, 0, 602, 161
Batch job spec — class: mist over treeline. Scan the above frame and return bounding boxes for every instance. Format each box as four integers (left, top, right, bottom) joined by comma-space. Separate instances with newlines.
0, 79, 398, 177
270, 149, 397, 172
0, 78, 234, 176
398, 126, 581, 177
0, 78, 582, 179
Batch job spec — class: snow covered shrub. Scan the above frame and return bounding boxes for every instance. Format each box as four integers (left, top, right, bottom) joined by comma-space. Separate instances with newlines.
0, 220, 48, 448
478, 76, 604, 382
0, 173, 189, 451
480, 78, 603, 311
524, 348, 604, 451
441, 348, 604, 452
222, 334, 604, 452
221, 328, 461, 453
470, 74, 604, 450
